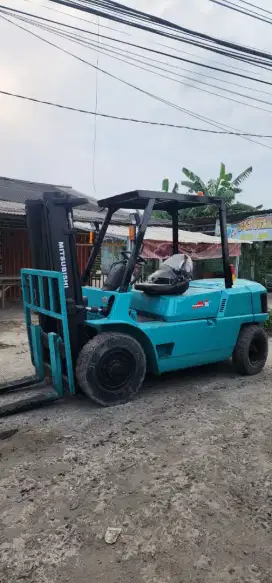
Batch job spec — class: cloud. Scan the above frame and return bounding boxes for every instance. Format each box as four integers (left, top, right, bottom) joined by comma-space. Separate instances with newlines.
0, 0, 272, 207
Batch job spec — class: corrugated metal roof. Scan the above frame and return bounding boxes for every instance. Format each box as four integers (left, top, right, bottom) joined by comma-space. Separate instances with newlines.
0, 176, 70, 204
0, 184, 129, 224
0, 200, 130, 224
0, 176, 129, 221
0, 199, 130, 224
0, 200, 26, 215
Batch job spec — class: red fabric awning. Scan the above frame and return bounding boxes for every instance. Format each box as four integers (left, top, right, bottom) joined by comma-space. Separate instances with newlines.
142, 240, 241, 260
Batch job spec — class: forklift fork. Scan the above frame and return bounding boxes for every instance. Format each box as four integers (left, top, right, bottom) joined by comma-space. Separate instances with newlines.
0, 269, 75, 418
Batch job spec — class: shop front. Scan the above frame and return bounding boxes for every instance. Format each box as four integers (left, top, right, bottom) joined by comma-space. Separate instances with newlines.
216, 214, 272, 288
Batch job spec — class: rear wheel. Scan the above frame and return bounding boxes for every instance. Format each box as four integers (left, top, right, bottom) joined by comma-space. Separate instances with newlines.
76, 332, 146, 406
232, 325, 268, 375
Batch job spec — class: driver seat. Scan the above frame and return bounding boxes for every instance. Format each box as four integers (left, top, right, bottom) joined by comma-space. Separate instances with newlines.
102, 261, 126, 291
134, 279, 190, 296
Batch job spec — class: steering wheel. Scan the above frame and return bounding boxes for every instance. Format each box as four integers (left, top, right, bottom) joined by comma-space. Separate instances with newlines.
121, 250, 147, 265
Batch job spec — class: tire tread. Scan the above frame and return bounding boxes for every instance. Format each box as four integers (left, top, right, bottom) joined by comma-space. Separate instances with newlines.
76, 332, 146, 406
233, 324, 268, 375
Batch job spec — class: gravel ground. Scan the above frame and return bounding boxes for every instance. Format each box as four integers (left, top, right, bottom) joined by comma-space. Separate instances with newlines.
0, 308, 272, 583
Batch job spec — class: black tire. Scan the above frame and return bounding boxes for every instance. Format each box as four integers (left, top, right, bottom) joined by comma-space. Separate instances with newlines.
232, 325, 268, 375
76, 332, 146, 406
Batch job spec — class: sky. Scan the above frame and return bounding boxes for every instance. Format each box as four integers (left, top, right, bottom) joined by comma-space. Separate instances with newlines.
1, 0, 272, 208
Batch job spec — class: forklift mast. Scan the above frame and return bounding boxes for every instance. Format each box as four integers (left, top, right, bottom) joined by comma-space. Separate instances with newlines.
25, 191, 87, 360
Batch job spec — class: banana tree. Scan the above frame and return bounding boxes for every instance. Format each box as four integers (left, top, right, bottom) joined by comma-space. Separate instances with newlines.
160, 164, 257, 220
180, 163, 253, 217
181, 163, 252, 206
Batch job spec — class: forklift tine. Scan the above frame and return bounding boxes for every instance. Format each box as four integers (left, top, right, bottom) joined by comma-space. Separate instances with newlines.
0, 390, 61, 418
0, 376, 42, 395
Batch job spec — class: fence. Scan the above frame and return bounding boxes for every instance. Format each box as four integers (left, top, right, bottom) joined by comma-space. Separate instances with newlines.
89, 273, 107, 288
87, 271, 145, 288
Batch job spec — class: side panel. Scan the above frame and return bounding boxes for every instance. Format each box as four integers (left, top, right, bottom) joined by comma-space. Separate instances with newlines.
86, 313, 253, 375
139, 316, 252, 373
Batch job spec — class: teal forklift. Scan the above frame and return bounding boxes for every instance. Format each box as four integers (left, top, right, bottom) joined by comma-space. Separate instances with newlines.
0, 190, 268, 415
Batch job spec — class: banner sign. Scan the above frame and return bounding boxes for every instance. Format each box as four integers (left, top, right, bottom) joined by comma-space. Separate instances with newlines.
215, 214, 272, 242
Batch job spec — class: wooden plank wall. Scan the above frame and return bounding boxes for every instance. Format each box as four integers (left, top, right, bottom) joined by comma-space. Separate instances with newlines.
2, 228, 91, 300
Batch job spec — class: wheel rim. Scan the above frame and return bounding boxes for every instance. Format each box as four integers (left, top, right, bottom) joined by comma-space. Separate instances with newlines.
95, 348, 136, 393
249, 336, 265, 365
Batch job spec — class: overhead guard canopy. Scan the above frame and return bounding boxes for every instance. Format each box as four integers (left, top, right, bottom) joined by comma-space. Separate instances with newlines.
98, 190, 223, 212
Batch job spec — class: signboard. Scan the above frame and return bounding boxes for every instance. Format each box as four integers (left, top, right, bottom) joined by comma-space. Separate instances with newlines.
215, 214, 272, 242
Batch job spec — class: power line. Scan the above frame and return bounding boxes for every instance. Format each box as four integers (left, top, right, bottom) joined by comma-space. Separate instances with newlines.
8, 11, 272, 115
1, 89, 272, 138
29, 20, 272, 114
237, 0, 272, 16
63, 36, 272, 97
209, 0, 272, 24
5, 3, 268, 77
24, 0, 131, 35
5, 2, 271, 71
92, 15, 100, 194
49, 0, 272, 64
32, 0, 272, 73
2, 12, 272, 150
0, 5, 272, 85
48, 0, 272, 72
2, 5, 272, 87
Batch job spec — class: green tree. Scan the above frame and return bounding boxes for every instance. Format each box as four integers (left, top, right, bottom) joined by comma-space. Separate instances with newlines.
159, 163, 262, 220
181, 163, 252, 205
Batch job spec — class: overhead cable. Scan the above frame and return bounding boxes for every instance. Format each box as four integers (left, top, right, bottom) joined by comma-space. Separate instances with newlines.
2, 89, 272, 138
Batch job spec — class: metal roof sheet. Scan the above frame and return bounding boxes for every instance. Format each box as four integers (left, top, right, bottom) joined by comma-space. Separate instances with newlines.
0, 176, 129, 221
0, 200, 26, 215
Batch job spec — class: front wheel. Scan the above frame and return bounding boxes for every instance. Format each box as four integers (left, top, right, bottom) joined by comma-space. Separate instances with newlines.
232, 325, 268, 375
76, 332, 146, 406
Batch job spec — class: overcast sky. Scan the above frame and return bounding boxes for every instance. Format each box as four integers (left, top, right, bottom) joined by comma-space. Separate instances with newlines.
1, 0, 272, 207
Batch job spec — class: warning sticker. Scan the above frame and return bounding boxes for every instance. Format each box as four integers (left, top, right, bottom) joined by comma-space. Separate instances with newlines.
192, 300, 209, 309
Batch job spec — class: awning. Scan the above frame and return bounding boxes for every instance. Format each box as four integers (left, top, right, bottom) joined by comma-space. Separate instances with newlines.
142, 240, 241, 260
99, 224, 248, 245
74, 222, 250, 259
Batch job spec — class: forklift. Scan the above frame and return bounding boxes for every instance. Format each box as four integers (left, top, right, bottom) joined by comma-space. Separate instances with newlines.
0, 190, 268, 416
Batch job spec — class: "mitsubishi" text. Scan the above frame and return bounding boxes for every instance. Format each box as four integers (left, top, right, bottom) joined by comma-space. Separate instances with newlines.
58, 242, 69, 288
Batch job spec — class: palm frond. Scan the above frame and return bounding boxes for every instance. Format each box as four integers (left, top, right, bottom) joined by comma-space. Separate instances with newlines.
181, 180, 196, 191
182, 167, 206, 189
232, 166, 252, 187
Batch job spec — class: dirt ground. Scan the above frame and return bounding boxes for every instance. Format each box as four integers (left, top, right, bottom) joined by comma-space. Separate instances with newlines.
0, 308, 272, 583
